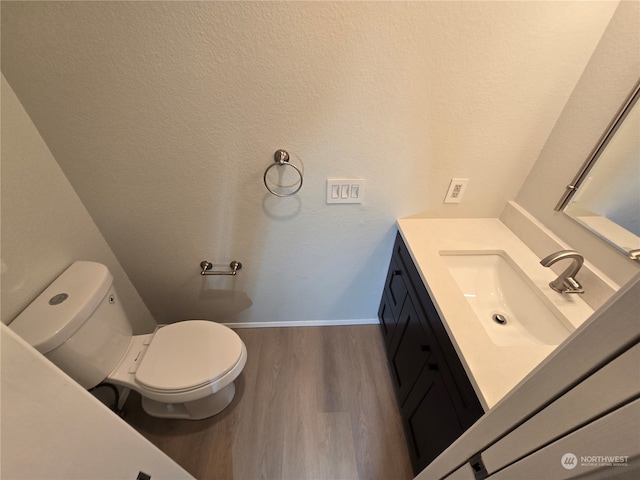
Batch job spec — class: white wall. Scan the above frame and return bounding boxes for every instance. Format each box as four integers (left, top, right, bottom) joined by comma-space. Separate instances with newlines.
1, 324, 193, 479
516, 0, 640, 288
1, 76, 155, 333
1, 1, 617, 325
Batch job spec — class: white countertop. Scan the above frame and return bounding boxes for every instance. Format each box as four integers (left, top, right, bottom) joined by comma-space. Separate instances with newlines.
397, 217, 594, 410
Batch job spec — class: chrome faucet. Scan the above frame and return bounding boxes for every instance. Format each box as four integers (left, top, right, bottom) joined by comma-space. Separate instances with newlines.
540, 250, 585, 294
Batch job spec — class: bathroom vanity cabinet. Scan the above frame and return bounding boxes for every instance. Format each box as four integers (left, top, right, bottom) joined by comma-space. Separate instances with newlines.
378, 233, 484, 473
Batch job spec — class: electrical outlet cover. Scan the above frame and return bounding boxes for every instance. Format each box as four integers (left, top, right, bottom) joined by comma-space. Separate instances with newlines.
444, 178, 469, 204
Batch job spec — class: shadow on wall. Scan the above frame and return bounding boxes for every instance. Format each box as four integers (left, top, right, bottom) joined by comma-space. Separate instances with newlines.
198, 286, 253, 319
158, 269, 254, 324
159, 263, 255, 323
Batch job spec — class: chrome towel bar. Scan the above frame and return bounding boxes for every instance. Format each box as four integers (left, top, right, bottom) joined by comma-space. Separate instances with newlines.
200, 261, 242, 276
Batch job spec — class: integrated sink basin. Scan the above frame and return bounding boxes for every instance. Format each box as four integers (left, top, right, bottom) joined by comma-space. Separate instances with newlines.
440, 251, 573, 347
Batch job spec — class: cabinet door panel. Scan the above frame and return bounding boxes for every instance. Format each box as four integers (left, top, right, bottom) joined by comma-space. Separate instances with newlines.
385, 255, 407, 319
378, 292, 396, 347
418, 290, 484, 429
390, 298, 432, 405
403, 364, 464, 474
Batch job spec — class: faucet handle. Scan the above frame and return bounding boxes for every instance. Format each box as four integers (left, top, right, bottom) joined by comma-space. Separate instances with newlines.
563, 277, 584, 294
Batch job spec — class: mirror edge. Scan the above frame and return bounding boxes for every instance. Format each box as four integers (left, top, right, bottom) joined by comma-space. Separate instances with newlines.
554, 78, 640, 212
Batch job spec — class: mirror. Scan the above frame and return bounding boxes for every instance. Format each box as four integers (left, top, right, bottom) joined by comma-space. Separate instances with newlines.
555, 80, 640, 259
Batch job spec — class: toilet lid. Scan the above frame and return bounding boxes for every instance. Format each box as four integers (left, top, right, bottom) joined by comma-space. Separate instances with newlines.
135, 320, 243, 392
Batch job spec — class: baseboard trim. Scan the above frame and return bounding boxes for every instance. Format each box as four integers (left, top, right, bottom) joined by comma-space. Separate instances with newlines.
222, 318, 380, 329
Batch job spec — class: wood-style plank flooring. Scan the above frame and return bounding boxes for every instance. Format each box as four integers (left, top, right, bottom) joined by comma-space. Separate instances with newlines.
123, 325, 414, 480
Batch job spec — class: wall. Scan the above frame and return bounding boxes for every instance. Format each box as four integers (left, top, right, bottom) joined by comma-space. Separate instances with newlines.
1, 1, 617, 325
515, 0, 640, 289
1, 324, 193, 479
1, 76, 155, 333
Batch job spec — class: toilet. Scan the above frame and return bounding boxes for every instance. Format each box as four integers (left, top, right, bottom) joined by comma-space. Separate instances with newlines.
9, 261, 247, 420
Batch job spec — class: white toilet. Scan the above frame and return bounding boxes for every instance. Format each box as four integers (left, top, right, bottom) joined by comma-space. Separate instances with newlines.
9, 261, 247, 420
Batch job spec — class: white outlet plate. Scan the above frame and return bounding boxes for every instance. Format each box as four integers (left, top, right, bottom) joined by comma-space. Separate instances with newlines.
444, 178, 469, 204
327, 179, 364, 204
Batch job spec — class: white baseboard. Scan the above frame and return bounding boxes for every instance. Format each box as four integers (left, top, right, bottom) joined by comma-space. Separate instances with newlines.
222, 318, 380, 329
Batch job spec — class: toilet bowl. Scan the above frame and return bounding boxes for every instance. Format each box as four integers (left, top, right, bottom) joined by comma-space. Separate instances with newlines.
108, 320, 247, 419
9, 261, 247, 420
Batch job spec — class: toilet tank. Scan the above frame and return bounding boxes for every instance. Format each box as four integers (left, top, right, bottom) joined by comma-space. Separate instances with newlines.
9, 261, 133, 389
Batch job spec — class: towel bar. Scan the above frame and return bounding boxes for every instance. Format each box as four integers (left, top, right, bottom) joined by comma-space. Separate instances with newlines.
200, 261, 242, 276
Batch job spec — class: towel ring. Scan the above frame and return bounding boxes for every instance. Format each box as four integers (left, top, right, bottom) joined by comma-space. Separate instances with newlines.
263, 149, 303, 197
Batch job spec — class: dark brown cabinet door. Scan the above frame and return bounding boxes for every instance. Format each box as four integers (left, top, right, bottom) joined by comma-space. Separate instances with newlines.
379, 255, 408, 348
389, 298, 432, 405
402, 359, 464, 472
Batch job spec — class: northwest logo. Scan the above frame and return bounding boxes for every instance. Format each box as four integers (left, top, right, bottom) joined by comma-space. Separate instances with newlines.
561, 453, 578, 470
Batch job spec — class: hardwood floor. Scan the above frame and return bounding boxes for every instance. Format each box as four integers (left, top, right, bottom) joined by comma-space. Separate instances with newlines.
123, 325, 414, 480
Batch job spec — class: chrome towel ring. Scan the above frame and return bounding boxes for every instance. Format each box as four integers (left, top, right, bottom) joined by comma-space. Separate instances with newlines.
263, 149, 303, 197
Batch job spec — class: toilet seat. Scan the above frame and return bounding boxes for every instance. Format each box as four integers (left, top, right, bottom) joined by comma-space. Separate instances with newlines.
106, 320, 247, 406
135, 320, 244, 393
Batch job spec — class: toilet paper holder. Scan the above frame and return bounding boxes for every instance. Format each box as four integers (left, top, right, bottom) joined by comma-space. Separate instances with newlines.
200, 260, 242, 276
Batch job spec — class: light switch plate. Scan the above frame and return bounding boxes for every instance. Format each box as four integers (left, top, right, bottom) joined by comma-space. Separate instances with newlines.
327, 179, 364, 204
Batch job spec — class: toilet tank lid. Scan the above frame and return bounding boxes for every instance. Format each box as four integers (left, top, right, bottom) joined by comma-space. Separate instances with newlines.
9, 261, 113, 354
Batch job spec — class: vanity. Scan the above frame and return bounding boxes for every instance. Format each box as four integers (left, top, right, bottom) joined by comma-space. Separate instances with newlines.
379, 231, 484, 473
379, 217, 594, 473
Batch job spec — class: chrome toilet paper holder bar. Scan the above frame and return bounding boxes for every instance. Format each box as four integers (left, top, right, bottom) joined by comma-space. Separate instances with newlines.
200, 260, 242, 276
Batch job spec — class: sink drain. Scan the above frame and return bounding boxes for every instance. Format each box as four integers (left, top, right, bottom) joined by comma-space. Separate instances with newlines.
492, 313, 508, 325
